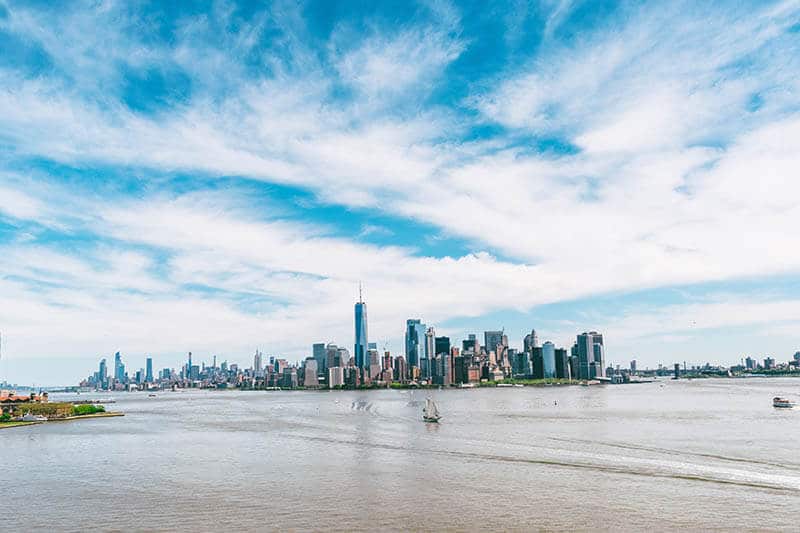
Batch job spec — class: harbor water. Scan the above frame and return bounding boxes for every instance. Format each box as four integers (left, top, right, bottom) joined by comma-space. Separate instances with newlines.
4, 378, 800, 531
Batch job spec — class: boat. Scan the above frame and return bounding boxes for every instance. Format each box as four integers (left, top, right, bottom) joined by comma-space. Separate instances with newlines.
148, 394, 157, 398
21, 412, 47, 422
422, 397, 441, 423
773, 397, 795, 409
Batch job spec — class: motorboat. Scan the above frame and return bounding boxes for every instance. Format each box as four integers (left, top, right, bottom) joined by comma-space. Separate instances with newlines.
21, 412, 47, 422
773, 397, 795, 409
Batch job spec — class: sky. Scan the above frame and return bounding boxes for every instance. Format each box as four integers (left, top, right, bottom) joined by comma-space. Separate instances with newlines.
1, 0, 800, 386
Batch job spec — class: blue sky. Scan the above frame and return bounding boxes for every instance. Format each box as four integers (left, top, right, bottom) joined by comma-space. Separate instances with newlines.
2, 0, 800, 385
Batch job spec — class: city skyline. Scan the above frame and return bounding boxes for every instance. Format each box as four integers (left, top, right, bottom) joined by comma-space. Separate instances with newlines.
6, 287, 799, 388
3, 1, 800, 385
3, 284, 800, 386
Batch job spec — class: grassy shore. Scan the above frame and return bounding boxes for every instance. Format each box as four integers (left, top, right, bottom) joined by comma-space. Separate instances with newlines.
0, 421, 41, 429
0, 402, 123, 429
54, 412, 125, 421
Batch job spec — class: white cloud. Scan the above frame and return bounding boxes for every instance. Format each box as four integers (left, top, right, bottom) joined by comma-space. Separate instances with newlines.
2, 1, 800, 381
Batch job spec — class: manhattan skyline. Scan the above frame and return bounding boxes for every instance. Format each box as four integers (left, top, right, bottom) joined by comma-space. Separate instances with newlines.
2, 1, 800, 385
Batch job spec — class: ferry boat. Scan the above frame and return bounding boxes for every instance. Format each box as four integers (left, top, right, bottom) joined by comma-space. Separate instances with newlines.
773, 397, 795, 409
422, 398, 441, 423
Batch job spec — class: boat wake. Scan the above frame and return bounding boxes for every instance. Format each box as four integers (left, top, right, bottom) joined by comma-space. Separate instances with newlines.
283, 432, 800, 493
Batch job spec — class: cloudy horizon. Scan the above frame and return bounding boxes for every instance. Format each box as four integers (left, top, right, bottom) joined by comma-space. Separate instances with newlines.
2, 0, 800, 386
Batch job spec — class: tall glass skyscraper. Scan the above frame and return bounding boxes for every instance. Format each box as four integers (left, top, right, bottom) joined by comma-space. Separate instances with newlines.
542, 341, 556, 378
354, 287, 368, 370
577, 331, 604, 379
114, 351, 125, 382
405, 319, 425, 369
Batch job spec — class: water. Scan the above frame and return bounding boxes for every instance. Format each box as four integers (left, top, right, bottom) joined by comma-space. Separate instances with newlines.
4, 378, 800, 531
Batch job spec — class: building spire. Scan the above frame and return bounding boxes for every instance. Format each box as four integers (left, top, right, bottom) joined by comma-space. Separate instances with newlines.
358, 281, 363, 303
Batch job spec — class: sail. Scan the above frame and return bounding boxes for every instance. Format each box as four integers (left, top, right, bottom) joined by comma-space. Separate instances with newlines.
424, 398, 439, 419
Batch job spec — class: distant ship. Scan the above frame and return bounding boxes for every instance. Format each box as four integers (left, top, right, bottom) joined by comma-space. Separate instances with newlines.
773, 397, 795, 409
423, 398, 441, 423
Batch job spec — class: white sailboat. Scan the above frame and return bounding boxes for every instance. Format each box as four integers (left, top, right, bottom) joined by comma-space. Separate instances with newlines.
422, 397, 441, 423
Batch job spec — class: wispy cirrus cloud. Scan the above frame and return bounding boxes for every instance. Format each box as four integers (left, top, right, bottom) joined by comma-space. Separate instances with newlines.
1, 0, 800, 383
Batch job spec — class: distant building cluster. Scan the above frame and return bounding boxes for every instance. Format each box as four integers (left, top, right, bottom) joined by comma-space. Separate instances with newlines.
79, 291, 615, 391
78, 291, 800, 391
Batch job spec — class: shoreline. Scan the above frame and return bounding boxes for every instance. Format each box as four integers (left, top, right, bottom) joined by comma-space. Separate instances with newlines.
0, 411, 124, 429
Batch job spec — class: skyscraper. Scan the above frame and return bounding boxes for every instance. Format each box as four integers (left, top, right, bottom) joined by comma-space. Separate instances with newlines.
253, 350, 263, 377
435, 336, 451, 356
145, 357, 153, 383
405, 319, 425, 369
484, 331, 506, 356
577, 331, 604, 379
424, 327, 435, 378
354, 286, 368, 370
313, 343, 327, 376
542, 341, 556, 378
303, 358, 319, 387
531, 346, 544, 379
462, 336, 477, 353
576, 333, 592, 380
114, 351, 125, 382
98, 358, 107, 382
555, 348, 570, 379
523, 329, 539, 353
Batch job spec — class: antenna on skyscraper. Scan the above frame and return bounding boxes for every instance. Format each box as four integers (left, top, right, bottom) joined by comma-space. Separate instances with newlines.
358, 281, 363, 303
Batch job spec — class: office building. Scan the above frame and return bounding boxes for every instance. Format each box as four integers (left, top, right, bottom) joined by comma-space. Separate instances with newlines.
555, 348, 570, 379
253, 350, 263, 377
145, 357, 153, 383
512, 350, 529, 377
424, 327, 435, 379
393, 356, 407, 382
114, 352, 125, 382
303, 358, 319, 387
329, 366, 345, 388
98, 358, 107, 384
577, 331, 604, 379
405, 319, 426, 370
326, 344, 349, 370
354, 287, 368, 370
523, 329, 539, 353
484, 331, 506, 356
462, 336, 477, 354
368, 349, 381, 380
313, 343, 327, 376
542, 341, 556, 378
435, 336, 451, 357
531, 346, 544, 379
